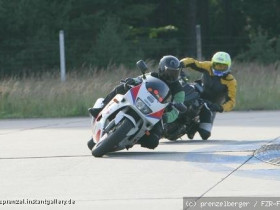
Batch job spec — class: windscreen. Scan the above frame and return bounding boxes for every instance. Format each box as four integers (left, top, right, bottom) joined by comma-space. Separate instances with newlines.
145, 75, 171, 103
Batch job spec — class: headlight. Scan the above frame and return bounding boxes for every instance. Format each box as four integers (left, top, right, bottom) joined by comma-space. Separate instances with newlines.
135, 98, 152, 114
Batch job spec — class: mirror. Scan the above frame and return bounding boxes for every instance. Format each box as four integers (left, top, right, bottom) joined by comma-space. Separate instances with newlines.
136, 60, 148, 74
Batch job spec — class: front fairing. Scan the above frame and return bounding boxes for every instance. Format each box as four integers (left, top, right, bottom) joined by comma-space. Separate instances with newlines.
144, 75, 171, 103
129, 75, 170, 121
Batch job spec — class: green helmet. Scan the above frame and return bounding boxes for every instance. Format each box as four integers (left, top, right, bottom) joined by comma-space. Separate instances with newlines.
211, 52, 231, 76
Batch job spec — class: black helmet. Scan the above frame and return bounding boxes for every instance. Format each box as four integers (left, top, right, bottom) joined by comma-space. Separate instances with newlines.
158, 55, 180, 83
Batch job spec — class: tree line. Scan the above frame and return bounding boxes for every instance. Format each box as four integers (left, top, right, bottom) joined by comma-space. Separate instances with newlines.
0, 0, 280, 76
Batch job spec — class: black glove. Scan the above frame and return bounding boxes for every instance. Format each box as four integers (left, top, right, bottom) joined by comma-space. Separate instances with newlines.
179, 61, 185, 68
125, 77, 136, 85
208, 103, 223, 113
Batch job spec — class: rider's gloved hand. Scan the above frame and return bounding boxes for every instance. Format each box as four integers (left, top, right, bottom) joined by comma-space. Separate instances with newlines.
125, 77, 142, 86
180, 58, 195, 67
208, 103, 223, 113
125, 77, 136, 85
179, 61, 185, 68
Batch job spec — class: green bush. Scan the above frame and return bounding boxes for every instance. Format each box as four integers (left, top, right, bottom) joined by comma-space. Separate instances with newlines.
236, 28, 280, 64
86, 17, 129, 67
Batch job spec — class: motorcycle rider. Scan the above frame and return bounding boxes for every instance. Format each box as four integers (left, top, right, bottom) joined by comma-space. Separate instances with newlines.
88, 55, 185, 149
180, 51, 237, 140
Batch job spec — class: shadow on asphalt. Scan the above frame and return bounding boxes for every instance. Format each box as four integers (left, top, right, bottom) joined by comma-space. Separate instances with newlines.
0, 140, 270, 163
106, 150, 250, 164
160, 139, 270, 145
104, 139, 271, 164
105, 143, 280, 181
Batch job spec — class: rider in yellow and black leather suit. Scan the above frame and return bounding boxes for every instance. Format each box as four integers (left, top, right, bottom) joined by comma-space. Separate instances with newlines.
180, 51, 237, 140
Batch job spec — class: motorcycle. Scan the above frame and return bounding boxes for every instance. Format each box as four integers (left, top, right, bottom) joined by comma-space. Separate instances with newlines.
88, 60, 172, 157
163, 71, 206, 141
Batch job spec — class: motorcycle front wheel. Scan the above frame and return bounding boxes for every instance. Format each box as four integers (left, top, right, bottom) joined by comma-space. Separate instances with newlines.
92, 118, 134, 157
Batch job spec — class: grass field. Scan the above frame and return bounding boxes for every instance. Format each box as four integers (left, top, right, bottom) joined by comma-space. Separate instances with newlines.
0, 62, 279, 118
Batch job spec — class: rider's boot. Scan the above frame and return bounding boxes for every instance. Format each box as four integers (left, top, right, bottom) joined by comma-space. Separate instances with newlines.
187, 131, 197, 140
88, 107, 103, 118
197, 127, 211, 140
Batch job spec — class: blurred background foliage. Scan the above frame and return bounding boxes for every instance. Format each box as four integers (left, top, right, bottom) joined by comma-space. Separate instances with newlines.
0, 0, 280, 76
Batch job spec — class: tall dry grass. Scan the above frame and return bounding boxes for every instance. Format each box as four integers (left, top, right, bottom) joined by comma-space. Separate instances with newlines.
0, 62, 279, 118
0, 66, 139, 118
233, 62, 280, 110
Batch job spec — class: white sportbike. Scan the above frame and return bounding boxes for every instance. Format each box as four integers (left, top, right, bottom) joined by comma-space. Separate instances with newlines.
88, 61, 171, 157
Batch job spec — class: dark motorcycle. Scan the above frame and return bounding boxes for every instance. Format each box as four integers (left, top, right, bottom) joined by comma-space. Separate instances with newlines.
163, 72, 206, 140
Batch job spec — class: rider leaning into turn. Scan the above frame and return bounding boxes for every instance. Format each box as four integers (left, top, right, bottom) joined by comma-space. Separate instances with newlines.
89, 55, 185, 149
180, 51, 237, 140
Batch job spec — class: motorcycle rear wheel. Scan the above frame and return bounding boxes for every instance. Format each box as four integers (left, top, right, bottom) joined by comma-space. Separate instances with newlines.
92, 118, 134, 157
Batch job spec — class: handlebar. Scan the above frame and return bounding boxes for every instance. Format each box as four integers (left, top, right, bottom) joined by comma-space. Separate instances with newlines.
120, 79, 135, 89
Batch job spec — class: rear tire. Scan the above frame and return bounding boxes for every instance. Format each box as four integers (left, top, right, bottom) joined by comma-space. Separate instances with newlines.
92, 118, 134, 157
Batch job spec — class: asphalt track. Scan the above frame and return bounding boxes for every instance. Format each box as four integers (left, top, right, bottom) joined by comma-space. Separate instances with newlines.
0, 111, 279, 210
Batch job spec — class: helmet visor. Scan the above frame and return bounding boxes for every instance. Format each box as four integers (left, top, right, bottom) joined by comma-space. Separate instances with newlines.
212, 62, 228, 71
162, 67, 179, 82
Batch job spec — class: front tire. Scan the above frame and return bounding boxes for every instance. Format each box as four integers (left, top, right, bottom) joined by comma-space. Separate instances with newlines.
92, 118, 134, 157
